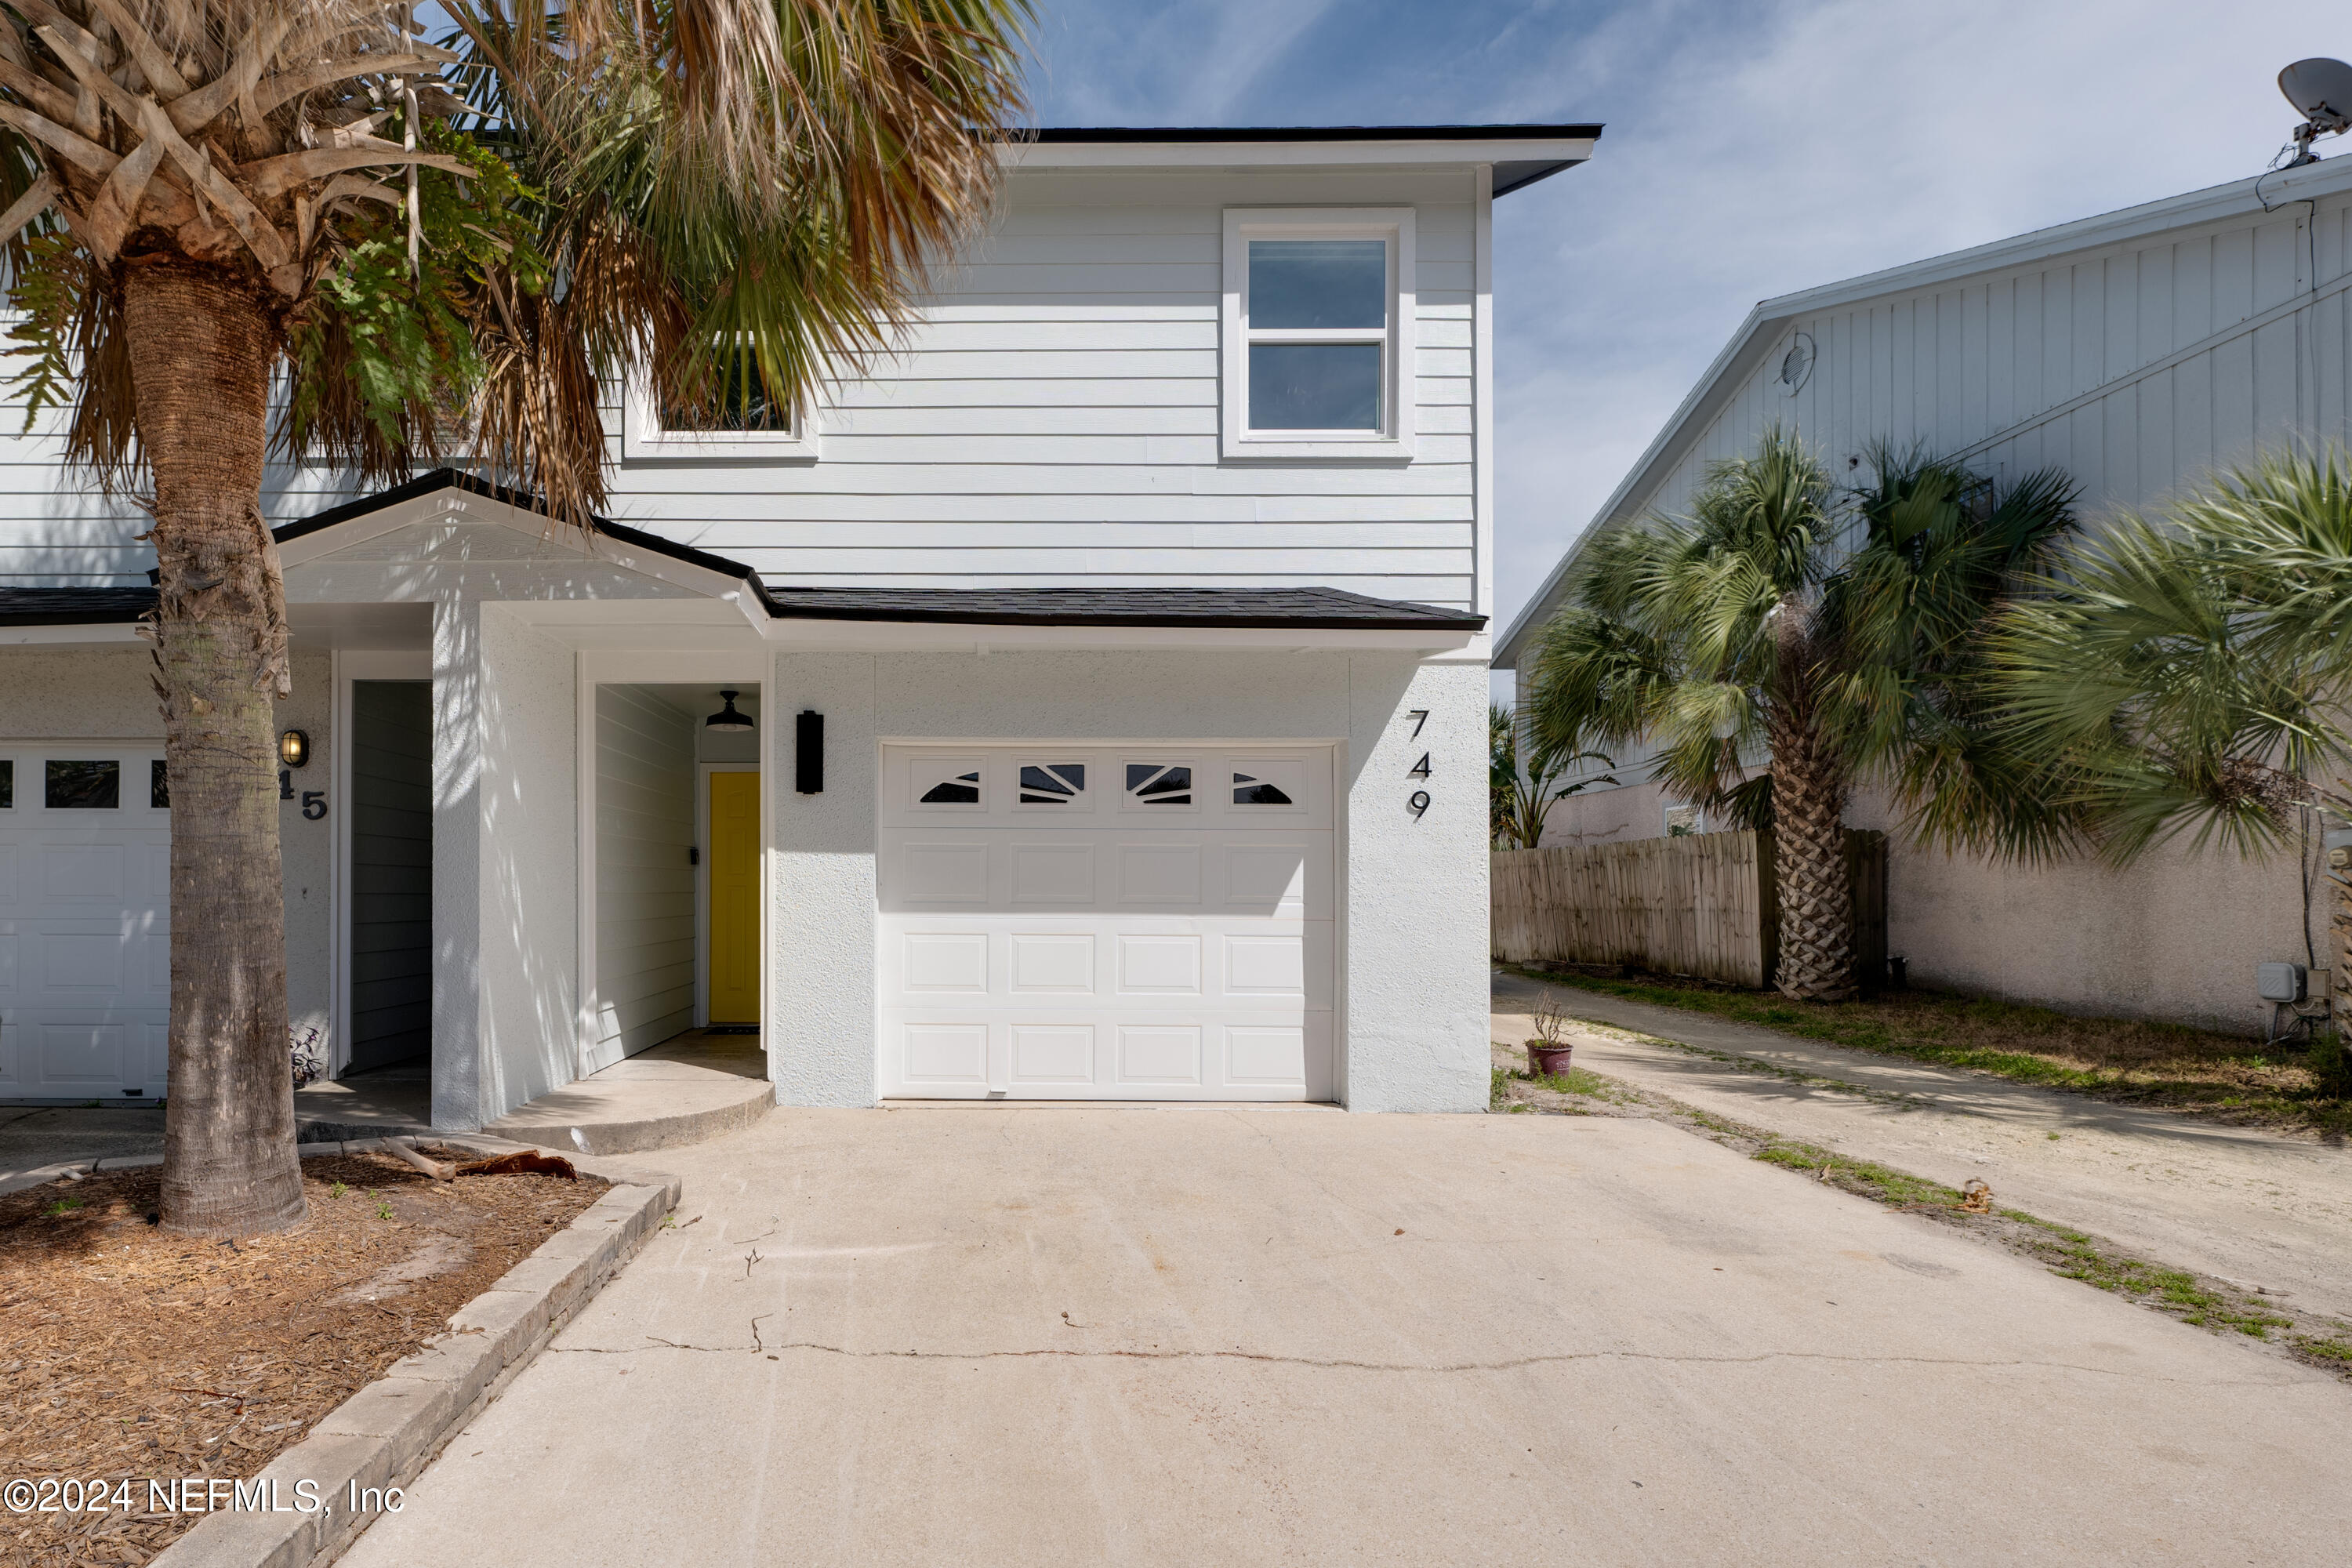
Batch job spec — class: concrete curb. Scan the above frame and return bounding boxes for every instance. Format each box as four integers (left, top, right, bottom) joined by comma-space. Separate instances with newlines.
30, 1137, 681, 1568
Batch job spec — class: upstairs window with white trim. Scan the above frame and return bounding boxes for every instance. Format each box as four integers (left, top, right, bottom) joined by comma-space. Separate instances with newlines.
1221, 208, 1416, 461
622, 342, 820, 462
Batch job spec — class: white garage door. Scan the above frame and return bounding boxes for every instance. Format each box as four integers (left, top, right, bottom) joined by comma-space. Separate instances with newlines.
0, 746, 172, 1100
879, 744, 1334, 1101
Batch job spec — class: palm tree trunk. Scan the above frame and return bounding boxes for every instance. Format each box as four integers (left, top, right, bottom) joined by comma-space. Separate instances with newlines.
1767, 706, 1856, 1003
125, 258, 307, 1238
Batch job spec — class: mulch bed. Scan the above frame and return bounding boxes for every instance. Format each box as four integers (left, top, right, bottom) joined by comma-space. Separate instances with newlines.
0, 1150, 607, 1567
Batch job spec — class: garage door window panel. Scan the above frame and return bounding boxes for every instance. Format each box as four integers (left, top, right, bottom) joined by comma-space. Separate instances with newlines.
909, 755, 987, 810
1015, 762, 1088, 810
46, 760, 119, 809
1123, 762, 1196, 811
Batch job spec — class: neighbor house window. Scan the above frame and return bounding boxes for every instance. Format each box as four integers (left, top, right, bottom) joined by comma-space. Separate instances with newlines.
1221, 208, 1416, 461
622, 342, 821, 462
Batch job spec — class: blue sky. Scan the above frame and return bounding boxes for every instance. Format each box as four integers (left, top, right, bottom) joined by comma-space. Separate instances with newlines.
1022, 0, 2349, 683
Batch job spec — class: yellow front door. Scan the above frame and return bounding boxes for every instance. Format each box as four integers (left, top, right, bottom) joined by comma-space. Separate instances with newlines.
708, 771, 760, 1024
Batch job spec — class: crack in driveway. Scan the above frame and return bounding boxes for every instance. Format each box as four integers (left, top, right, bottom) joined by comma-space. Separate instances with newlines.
549, 1338, 2300, 1385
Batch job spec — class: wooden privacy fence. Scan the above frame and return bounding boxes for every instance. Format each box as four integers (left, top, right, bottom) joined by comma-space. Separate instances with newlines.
1492, 829, 1887, 990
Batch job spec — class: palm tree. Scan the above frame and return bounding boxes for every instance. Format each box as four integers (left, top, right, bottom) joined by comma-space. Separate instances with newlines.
1821, 445, 2090, 862
1996, 446, 2352, 1078
1525, 430, 2078, 1000
0, 0, 1027, 1236
1487, 702, 1611, 851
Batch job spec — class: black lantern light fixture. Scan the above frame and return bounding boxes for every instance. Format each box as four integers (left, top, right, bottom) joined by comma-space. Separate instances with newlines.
705, 690, 754, 733
278, 728, 310, 768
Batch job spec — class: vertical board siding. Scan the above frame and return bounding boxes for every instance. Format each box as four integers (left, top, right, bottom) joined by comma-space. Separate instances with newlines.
347, 681, 434, 1073
1490, 829, 1888, 991
1636, 187, 2352, 533
0, 171, 1479, 608
595, 684, 697, 1060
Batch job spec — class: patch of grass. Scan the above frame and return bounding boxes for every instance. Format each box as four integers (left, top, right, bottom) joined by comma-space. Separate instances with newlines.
1750, 1135, 1965, 1210
43, 1196, 82, 1217
2297, 1335, 2352, 1363
1504, 962, 2352, 1136
1537, 1065, 1619, 1099
2029, 1239, 2293, 1337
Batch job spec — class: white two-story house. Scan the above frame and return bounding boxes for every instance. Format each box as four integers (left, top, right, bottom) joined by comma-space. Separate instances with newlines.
0, 125, 1599, 1123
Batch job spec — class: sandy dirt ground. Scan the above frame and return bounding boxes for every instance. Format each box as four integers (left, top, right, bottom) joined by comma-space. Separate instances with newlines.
1494, 967, 2352, 1322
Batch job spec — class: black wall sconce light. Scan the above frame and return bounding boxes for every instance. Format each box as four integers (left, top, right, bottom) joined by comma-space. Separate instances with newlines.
796, 710, 823, 794
278, 728, 310, 768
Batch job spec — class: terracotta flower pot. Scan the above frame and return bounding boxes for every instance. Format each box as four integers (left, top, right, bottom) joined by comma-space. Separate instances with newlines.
1526, 1041, 1574, 1077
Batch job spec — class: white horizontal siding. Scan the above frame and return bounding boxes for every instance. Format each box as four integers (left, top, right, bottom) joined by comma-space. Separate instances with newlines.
594, 685, 697, 1062
0, 169, 1482, 608
1641, 191, 2352, 532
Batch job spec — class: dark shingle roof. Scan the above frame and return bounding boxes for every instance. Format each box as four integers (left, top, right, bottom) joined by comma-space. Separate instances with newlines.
0, 586, 157, 626
0, 474, 1486, 634
752, 585, 1483, 630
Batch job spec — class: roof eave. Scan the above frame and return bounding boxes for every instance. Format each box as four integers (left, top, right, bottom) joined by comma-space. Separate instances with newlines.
1002, 127, 1599, 186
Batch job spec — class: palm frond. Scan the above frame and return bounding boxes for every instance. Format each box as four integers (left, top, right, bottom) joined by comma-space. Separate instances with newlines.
1994, 445, 2352, 866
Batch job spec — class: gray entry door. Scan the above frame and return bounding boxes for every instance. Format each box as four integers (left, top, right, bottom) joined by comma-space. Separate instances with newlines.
347, 681, 432, 1073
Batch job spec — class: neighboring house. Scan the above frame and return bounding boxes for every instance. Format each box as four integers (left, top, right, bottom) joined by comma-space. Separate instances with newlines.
1496, 154, 2352, 1033
0, 125, 1600, 1122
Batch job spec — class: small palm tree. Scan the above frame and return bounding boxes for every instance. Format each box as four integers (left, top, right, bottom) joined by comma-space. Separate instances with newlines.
1488, 702, 1612, 851
1822, 445, 2089, 862
0, 0, 1027, 1235
1526, 430, 2078, 1000
1997, 447, 2352, 1076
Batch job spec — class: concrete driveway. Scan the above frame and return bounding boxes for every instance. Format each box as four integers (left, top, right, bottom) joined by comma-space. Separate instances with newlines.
342, 1106, 2352, 1567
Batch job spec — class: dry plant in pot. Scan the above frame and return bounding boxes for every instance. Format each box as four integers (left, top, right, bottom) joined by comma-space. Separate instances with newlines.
1525, 996, 1576, 1077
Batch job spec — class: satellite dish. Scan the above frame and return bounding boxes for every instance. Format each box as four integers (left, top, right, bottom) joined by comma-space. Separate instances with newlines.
2278, 58, 2352, 165
2281, 58, 2352, 129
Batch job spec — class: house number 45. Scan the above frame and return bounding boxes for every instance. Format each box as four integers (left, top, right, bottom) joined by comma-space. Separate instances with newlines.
1405, 710, 1432, 818
279, 770, 328, 820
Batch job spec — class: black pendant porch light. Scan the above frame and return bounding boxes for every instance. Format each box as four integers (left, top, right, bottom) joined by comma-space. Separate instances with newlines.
705, 690, 754, 733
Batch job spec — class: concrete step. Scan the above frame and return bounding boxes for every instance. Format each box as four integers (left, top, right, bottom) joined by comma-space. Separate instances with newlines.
485, 1032, 774, 1156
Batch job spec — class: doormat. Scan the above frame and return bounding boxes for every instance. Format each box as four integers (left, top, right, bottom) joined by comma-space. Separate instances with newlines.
703, 1025, 760, 1036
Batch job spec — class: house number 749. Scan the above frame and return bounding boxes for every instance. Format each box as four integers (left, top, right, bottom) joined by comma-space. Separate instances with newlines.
1405, 710, 1432, 818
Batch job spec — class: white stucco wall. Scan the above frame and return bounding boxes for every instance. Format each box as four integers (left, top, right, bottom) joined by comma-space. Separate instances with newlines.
1343, 655, 1489, 1112
1845, 789, 2314, 1035
432, 601, 581, 1127
767, 647, 1486, 1112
